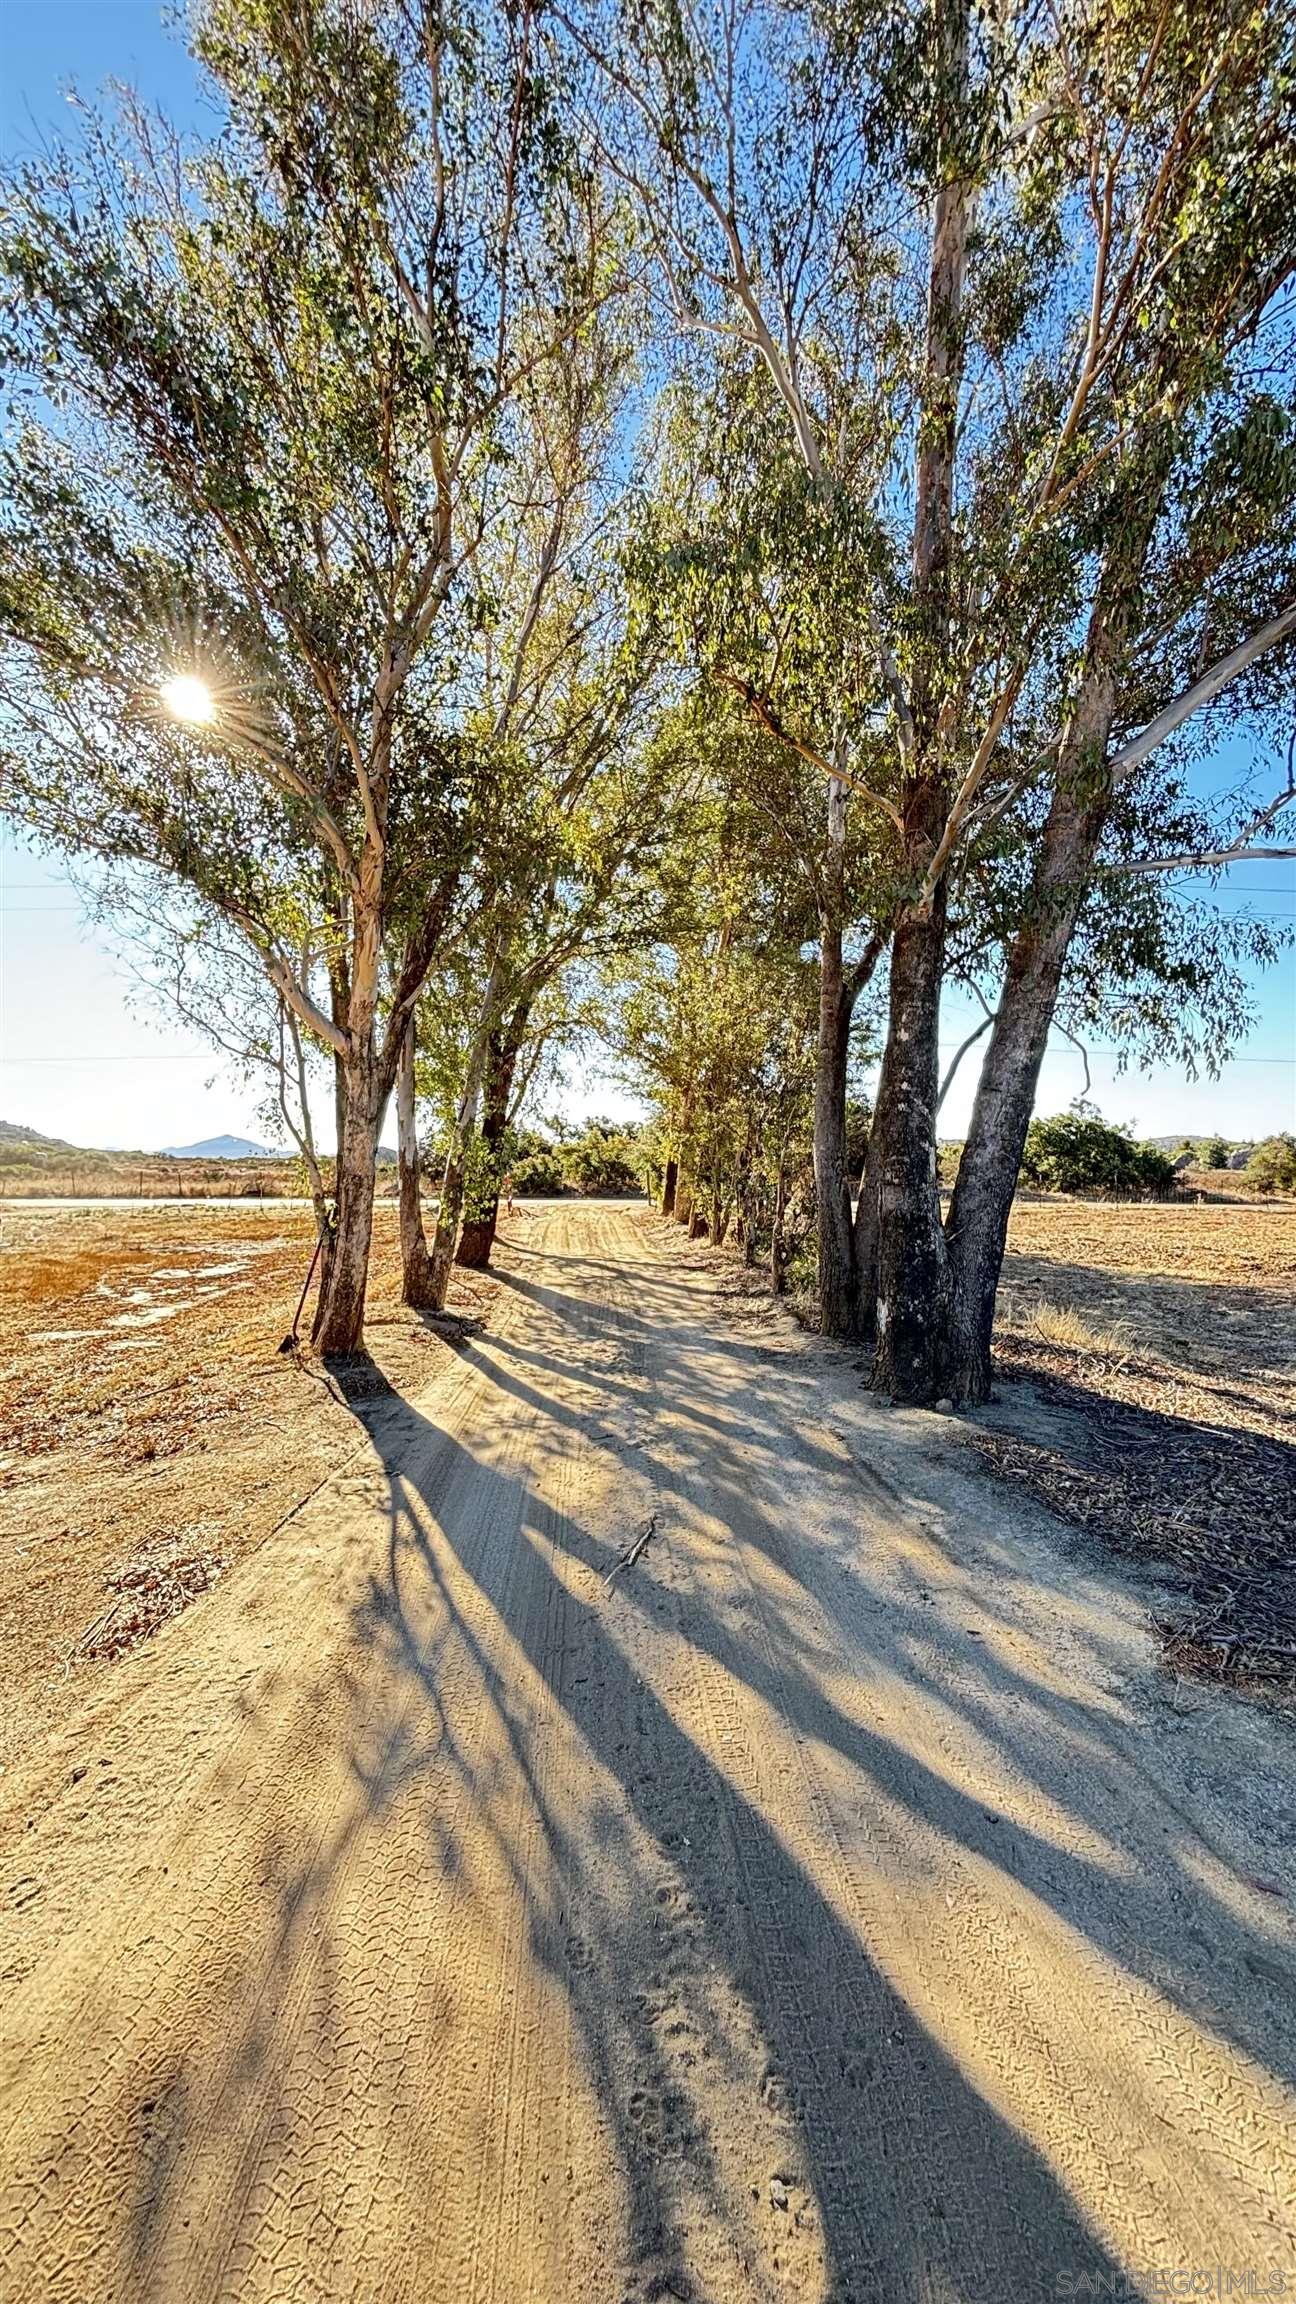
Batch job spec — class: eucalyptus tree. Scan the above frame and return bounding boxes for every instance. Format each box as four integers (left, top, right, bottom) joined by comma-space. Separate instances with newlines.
376, 254, 659, 1304
634, 374, 895, 1323
384, 294, 685, 1301
609, 761, 832, 1271
408, 697, 691, 1296
567, 0, 1296, 1397
0, 0, 620, 1352
618, 915, 822, 1269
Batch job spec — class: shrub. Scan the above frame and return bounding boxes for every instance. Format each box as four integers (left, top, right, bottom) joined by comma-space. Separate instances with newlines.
1197, 1134, 1231, 1169
511, 1145, 565, 1195
507, 1120, 645, 1196
560, 1122, 642, 1194
1244, 1134, 1296, 1195
1019, 1108, 1176, 1198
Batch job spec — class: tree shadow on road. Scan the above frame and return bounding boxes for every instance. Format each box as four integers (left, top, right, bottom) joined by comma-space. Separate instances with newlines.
114, 1219, 1294, 2304
470, 1241, 1296, 2089
358, 1389, 1128, 2304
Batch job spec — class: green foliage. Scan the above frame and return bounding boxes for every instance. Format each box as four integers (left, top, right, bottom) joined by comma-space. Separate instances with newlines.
559, 1121, 643, 1194
505, 1120, 642, 1196
0, 0, 635, 1143
510, 1142, 567, 1196
1020, 1106, 1176, 1199
1244, 1135, 1296, 1195
1198, 1135, 1231, 1170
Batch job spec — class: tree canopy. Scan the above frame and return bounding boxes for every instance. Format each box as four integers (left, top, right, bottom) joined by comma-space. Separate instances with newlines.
2, 0, 1293, 1371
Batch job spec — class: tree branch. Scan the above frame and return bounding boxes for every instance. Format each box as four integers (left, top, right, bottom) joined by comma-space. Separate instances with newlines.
936, 1013, 993, 1113
1109, 602, 1296, 786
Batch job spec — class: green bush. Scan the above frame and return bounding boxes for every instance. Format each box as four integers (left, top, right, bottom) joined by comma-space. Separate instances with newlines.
510, 1145, 565, 1195
507, 1120, 644, 1196
1019, 1108, 1176, 1198
560, 1121, 642, 1194
1244, 1134, 1296, 1195
1197, 1134, 1231, 1169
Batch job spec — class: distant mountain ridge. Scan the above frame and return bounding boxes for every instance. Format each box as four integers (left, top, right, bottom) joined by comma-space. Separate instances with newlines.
2, 1120, 397, 1168
158, 1134, 276, 1160
0, 1119, 82, 1151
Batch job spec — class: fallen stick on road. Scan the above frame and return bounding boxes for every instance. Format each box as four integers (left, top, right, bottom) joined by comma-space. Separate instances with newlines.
603, 1514, 658, 1590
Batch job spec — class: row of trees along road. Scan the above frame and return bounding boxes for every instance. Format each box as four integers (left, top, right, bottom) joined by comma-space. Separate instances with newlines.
2, 0, 1295, 1389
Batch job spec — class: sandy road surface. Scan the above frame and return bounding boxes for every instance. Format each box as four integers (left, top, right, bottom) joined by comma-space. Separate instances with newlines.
2, 1204, 1294, 2303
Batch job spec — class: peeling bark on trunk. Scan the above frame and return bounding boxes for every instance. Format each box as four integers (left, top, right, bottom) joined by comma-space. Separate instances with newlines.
943, 806, 1101, 1401
943, 474, 1164, 1402
396, 1017, 437, 1307
428, 1146, 468, 1306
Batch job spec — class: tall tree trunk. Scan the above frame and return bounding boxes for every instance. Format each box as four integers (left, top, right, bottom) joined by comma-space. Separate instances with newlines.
312, 1049, 382, 1355
661, 1155, 679, 1217
427, 959, 504, 1309
850, 1110, 882, 1345
943, 797, 1105, 1401
942, 491, 1161, 1400
711, 1181, 728, 1244
868, 892, 950, 1399
814, 776, 859, 1337
456, 1017, 523, 1270
311, 892, 387, 1355
865, 1, 969, 1400
675, 1164, 694, 1226
428, 1141, 470, 1306
307, 859, 459, 1355
396, 1016, 437, 1306
770, 1156, 788, 1293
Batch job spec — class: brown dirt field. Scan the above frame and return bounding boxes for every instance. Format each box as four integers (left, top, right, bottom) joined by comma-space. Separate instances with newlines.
979, 1199, 1296, 1693
0, 1199, 496, 1776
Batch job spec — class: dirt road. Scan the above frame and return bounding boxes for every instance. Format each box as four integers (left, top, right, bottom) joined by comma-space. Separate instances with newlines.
2, 1205, 1293, 2302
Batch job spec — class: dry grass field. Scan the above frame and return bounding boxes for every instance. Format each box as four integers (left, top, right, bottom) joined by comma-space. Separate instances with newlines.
0, 1200, 497, 1775
981, 1198, 1296, 1692
0, 1145, 326, 1201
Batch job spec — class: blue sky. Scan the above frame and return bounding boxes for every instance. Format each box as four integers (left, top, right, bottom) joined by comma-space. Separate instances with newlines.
0, 2, 1293, 1154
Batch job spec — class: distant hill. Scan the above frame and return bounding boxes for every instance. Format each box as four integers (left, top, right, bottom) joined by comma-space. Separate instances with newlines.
0, 1119, 83, 1152
159, 1134, 276, 1160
